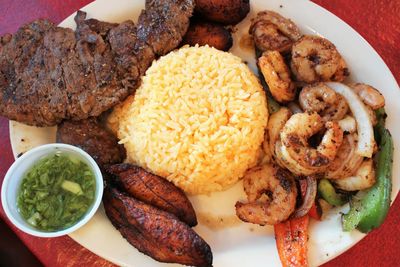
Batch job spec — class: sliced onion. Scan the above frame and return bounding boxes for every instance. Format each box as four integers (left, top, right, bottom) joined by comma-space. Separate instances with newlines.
326, 82, 375, 158
292, 176, 317, 218
338, 115, 356, 133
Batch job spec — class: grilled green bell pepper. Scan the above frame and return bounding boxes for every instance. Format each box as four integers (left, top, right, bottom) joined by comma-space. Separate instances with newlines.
342, 108, 393, 233
318, 179, 347, 206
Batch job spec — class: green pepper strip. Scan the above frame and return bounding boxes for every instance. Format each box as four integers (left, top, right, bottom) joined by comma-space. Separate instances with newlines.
342, 108, 393, 233
374, 107, 387, 144
318, 179, 347, 206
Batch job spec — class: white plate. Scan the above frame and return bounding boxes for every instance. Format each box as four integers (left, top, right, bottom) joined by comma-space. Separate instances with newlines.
9, 0, 400, 266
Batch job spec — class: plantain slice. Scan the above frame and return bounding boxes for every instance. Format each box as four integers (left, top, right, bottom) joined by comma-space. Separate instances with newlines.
103, 187, 212, 267
107, 163, 197, 226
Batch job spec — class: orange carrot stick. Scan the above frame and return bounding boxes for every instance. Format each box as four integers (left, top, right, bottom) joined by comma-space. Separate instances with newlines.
274, 215, 309, 267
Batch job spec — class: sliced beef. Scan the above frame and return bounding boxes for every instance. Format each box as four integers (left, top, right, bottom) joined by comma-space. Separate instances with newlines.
0, 0, 195, 127
56, 118, 126, 169
74, 10, 118, 38
108, 20, 153, 79
137, 0, 195, 55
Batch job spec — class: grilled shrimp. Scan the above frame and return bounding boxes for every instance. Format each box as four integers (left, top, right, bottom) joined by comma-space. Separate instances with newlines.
350, 83, 385, 110
291, 36, 349, 83
235, 163, 297, 225
299, 83, 348, 121
334, 159, 376, 191
326, 133, 363, 179
249, 11, 302, 53
279, 112, 343, 175
265, 107, 292, 160
258, 51, 296, 103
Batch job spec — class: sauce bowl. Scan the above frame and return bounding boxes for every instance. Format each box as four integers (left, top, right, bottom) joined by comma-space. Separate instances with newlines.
1, 143, 103, 237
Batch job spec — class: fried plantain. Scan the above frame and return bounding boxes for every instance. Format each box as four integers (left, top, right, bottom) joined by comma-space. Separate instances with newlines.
103, 187, 213, 267
182, 20, 232, 51
195, 0, 250, 25
107, 163, 197, 226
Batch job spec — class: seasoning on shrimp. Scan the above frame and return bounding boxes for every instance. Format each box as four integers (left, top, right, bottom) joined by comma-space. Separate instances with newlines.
326, 133, 364, 179
299, 83, 348, 121
258, 51, 296, 103
250, 11, 302, 53
279, 112, 343, 175
291, 35, 349, 83
350, 83, 385, 110
235, 163, 298, 225
333, 159, 376, 191
265, 107, 292, 161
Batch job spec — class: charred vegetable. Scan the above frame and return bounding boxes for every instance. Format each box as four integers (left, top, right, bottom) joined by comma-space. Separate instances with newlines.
342, 108, 393, 233
274, 216, 309, 267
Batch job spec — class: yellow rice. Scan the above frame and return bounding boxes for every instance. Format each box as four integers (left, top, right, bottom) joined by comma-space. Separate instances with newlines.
109, 45, 268, 194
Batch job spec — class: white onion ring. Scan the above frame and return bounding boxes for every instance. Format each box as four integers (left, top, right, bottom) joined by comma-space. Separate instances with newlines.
292, 176, 317, 218
338, 115, 356, 133
326, 82, 375, 158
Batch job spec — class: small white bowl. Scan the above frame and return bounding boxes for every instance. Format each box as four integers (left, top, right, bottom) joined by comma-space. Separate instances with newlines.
1, 143, 103, 237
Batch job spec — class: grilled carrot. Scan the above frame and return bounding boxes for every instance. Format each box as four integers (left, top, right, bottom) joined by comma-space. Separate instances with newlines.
274, 215, 309, 267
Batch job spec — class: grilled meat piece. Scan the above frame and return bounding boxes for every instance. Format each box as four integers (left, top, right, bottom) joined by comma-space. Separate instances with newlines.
108, 21, 154, 78
56, 118, 126, 169
0, 0, 195, 126
137, 0, 195, 56
107, 163, 197, 226
75, 11, 118, 38
0, 20, 71, 126
103, 187, 213, 267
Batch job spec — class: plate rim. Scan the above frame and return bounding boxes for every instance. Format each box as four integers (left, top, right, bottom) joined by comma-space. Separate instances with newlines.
7, 0, 400, 266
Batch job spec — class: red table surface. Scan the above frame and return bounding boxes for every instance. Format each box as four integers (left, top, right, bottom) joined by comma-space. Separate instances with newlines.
0, 0, 399, 266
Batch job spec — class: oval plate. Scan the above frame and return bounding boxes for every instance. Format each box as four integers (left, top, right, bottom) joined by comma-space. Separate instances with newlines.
9, 0, 400, 266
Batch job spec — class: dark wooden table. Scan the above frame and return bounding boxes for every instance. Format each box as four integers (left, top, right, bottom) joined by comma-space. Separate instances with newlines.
0, 0, 399, 266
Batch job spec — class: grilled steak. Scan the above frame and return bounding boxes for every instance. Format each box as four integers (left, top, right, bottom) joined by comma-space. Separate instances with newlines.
56, 118, 126, 169
107, 163, 197, 226
137, 0, 195, 55
103, 187, 213, 267
0, 0, 194, 126
108, 20, 154, 78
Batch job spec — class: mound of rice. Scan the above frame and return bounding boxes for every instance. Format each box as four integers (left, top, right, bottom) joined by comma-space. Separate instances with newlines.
110, 46, 268, 194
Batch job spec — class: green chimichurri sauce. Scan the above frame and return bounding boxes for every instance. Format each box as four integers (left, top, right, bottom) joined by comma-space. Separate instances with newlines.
17, 153, 96, 232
